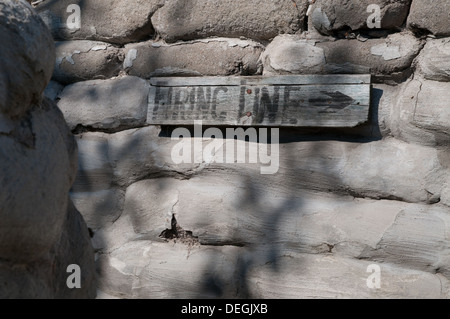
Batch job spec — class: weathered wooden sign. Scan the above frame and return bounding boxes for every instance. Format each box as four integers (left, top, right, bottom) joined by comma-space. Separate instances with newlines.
147, 75, 371, 127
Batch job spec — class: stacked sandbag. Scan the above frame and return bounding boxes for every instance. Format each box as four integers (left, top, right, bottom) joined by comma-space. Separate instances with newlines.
0, 0, 95, 298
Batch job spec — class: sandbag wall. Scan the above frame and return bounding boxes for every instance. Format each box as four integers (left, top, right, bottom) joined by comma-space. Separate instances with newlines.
35, 0, 450, 298
0, 0, 96, 299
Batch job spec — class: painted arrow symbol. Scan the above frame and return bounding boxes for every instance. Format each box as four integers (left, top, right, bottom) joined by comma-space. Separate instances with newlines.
309, 91, 356, 112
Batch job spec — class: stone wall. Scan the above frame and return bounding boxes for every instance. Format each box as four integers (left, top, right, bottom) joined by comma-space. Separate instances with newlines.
34, 0, 450, 298
0, 0, 95, 298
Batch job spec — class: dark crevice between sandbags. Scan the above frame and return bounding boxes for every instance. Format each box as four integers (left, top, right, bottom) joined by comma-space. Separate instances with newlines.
159, 214, 199, 245
72, 122, 146, 135
408, 24, 433, 38
159, 214, 246, 248
347, 188, 440, 205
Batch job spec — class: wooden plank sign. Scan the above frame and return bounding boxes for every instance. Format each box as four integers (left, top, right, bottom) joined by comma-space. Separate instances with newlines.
147, 75, 371, 127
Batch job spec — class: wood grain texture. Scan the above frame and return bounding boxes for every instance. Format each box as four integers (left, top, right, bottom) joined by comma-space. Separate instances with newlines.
147, 75, 371, 127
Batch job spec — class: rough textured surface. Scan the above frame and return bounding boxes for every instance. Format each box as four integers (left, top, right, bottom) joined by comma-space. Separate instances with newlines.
407, 0, 450, 36
94, 196, 449, 299
0, 200, 96, 299
124, 39, 263, 77
0, 101, 96, 296
0, 96, 73, 263
0, 100, 97, 297
416, 38, 450, 82
311, 0, 411, 35
36, 0, 164, 44
50, 200, 97, 299
359, 205, 450, 276
107, 126, 176, 186
75, 128, 445, 205
72, 133, 112, 192
340, 139, 443, 203
386, 78, 450, 146
54, 41, 123, 84
151, 0, 308, 43
262, 32, 422, 83
121, 179, 399, 249
72, 127, 179, 190
0, 261, 53, 299
19, 0, 450, 300
410, 80, 450, 138
262, 37, 327, 75
96, 242, 241, 298
89, 151, 450, 299
0, 0, 55, 118
57, 76, 149, 131
0, 0, 95, 298
71, 188, 124, 230
119, 174, 447, 253
247, 252, 447, 299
